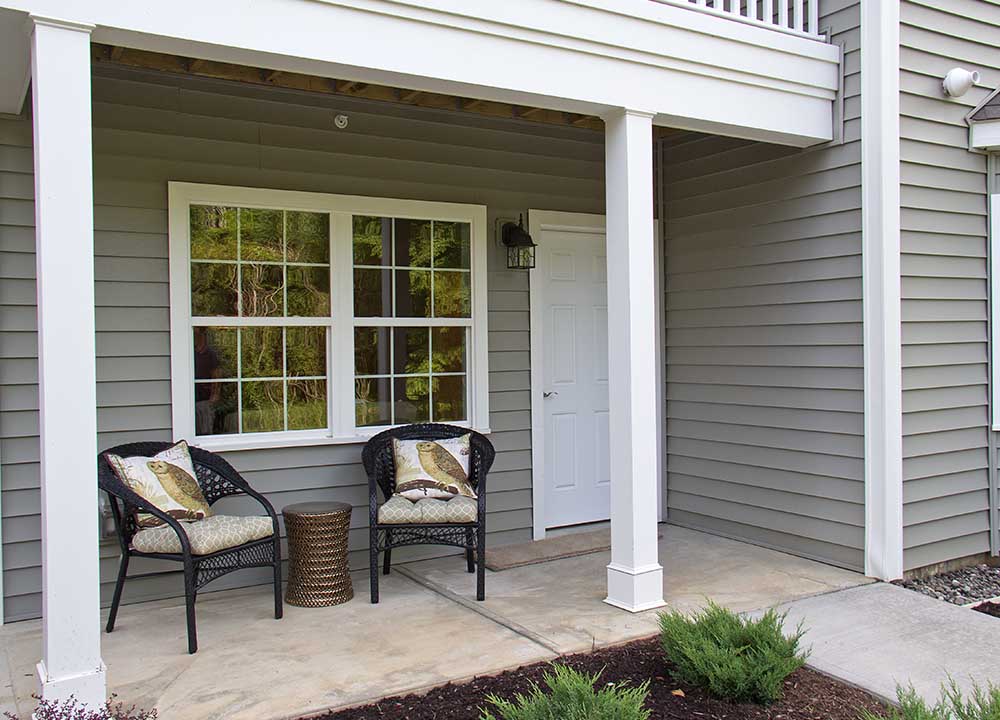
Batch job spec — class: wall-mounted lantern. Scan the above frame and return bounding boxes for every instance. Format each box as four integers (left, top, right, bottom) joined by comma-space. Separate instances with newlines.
500, 214, 536, 270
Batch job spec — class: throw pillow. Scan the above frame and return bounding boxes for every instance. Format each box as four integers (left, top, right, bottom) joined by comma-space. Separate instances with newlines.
392, 435, 477, 501
105, 440, 213, 528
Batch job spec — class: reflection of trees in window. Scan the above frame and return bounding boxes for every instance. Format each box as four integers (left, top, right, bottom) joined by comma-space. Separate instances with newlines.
351, 214, 472, 428
189, 204, 330, 436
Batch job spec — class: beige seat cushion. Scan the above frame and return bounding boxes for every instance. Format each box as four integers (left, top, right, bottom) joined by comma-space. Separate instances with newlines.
378, 494, 478, 524
132, 515, 274, 555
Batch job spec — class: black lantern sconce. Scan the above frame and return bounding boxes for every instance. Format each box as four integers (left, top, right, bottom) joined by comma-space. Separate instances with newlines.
500, 214, 536, 270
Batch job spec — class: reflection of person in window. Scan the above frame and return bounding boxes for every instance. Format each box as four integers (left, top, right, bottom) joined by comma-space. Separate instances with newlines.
194, 328, 221, 435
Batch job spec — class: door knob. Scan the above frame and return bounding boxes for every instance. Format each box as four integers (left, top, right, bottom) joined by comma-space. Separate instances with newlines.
543, 391, 558, 398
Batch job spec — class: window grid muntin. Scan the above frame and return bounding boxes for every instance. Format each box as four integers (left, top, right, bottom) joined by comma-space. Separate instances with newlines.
352, 216, 471, 427
190, 205, 331, 320
352, 217, 471, 320
350, 325, 469, 426
193, 324, 329, 435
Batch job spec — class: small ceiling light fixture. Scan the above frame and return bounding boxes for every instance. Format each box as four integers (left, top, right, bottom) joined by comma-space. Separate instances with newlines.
943, 68, 981, 98
501, 214, 536, 270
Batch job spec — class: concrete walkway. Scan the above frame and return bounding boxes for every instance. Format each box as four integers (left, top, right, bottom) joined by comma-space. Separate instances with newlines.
4, 527, 995, 719
0, 525, 867, 720
770, 582, 1000, 704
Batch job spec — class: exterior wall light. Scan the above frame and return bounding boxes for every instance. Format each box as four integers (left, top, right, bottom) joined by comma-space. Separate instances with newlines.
943, 68, 981, 98
501, 214, 536, 270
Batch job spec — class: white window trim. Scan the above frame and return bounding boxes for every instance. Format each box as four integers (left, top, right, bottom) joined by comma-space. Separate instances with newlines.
167, 182, 489, 451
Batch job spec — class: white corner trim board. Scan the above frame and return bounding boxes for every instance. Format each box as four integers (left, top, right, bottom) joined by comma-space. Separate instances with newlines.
990, 157, 1000, 431
859, 0, 903, 581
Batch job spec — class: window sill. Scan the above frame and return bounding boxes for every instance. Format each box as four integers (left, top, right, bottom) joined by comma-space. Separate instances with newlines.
188, 427, 493, 453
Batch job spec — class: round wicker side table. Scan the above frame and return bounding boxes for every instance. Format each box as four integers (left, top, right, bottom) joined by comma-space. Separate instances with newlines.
282, 501, 354, 608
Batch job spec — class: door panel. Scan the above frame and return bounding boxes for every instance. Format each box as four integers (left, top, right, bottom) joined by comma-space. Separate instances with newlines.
540, 227, 610, 528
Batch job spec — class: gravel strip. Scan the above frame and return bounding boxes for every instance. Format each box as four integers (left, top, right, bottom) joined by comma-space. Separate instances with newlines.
892, 563, 1000, 605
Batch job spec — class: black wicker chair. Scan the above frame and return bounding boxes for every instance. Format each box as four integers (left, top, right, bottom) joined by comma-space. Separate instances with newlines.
98, 442, 283, 654
363, 424, 495, 603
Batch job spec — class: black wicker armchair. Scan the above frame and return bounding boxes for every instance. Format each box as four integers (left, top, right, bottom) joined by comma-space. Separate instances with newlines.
363, 424, 495, 603
98, 442, 282, 654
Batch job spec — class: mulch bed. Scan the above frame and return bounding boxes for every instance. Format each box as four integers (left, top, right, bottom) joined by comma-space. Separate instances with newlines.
311, 636, 887, 720
973, 600, 1000, 618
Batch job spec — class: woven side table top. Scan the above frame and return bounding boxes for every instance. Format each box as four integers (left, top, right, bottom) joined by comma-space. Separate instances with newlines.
282, 501, 354, 608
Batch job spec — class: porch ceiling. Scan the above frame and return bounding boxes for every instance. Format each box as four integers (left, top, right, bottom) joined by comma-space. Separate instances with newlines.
88, 43, 616, 134
0, 526, 868, 720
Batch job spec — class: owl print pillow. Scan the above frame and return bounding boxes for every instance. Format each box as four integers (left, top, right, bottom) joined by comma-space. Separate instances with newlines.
392, 435, 477, 501
105, 440, 213, 528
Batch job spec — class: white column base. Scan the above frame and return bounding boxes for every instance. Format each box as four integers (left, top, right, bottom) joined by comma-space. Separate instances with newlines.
604, 562, 666, 612
37, 660, 107, 710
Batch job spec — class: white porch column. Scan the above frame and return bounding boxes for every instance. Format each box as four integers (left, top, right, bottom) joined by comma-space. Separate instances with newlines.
603, 109, 666, 612
30, 16, 107, 707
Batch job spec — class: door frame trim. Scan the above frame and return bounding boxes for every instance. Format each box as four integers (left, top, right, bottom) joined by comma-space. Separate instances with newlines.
527, 210, 664, 540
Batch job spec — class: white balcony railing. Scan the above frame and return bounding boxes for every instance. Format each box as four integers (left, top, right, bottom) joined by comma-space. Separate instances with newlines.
654, 0, 824, 39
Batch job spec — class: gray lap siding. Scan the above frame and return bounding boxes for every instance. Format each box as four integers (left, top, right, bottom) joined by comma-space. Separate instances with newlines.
662, 0, 866, 572
899, 0, 999, 571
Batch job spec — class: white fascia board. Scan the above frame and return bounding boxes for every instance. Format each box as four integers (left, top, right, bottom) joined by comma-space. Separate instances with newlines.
971, 120, 1000, 151
0, 0, 838, 146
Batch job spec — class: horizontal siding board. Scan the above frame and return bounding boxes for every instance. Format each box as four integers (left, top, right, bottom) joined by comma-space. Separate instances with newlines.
667, 345, 861, 368
903, 469, 990, 503
669, 418, 862, 457
668, 436, 863, 481
669, 323, 862, 347
669, 474, 864, 525
903, 532, 991, 571
669, 455, 863, 502
668, 400, 861, 434
669, 509, 864, 570
668, 491, 863, 548
902, 490, 990, 526
668, 382, 862, 412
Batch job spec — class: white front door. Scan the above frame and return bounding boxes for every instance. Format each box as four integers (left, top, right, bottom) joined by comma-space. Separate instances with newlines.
536, 220, 611, 528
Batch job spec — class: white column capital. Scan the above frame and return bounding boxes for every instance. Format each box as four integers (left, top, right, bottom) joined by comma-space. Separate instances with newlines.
602, 107, 657, 122
28, 15, 95, 34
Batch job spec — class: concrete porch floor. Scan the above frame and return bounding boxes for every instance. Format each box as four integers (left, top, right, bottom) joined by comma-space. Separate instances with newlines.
0, 525, 869, 720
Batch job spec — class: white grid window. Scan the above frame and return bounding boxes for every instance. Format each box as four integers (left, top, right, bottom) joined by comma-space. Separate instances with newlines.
169, 183, 490, 450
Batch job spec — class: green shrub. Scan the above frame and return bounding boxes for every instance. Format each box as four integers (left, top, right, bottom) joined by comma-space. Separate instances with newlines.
658, 601, 807, 704
860, 681, 1000, 720
860, 685, 949, 720
480, 664, 650, 720
945, 679, 1000, 720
